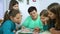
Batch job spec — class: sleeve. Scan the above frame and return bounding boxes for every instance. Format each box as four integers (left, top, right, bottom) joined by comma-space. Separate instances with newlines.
3, 21, 14, 34
40, 23, 43, 31
22, 16, 30, 27
39, 19, 43, 31
43, 25, 49, 31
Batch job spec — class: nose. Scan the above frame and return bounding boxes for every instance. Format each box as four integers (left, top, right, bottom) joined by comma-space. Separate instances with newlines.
32, 14, 35, 17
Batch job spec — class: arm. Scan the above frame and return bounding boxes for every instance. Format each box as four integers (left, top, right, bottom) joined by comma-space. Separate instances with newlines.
50, 28, 60, 34
3, 21, 14, 34
39, 21, 43, 31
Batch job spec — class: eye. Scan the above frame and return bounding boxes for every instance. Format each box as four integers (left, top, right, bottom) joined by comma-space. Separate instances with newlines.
17, 18, 20, 19
33, 12, 36, 14
49, 13, 52, 15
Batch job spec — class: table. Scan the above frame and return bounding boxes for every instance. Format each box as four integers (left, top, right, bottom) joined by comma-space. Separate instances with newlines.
16, 30, 51, 34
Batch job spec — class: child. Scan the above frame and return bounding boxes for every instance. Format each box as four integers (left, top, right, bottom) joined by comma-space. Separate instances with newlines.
47, 3, 59, 30
22, 6, 43, 33
9, 0, 19, 10
33, 27, 40, 34
48, 5, 60, 34
40, 9, 49, 31
9, 0, 22, 31
0, 9, 22, 34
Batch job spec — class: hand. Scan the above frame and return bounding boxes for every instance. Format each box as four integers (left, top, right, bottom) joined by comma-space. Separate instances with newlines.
33, 32, 39, 34
21, 26, 26, 29
34, 27, 40, 33
44, 17, 49, 25
21, 26, 30, 32
50, 28, 56, 34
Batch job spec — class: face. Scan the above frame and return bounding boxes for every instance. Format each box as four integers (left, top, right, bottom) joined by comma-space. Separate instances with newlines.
11, 13, 22, 24
40, 15, 49, 23
13, 4, 19, 10
48, 10, 56, 19
30, 10, 37, 20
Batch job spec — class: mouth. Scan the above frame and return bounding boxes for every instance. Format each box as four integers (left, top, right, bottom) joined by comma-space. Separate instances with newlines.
17, 22, 20, 24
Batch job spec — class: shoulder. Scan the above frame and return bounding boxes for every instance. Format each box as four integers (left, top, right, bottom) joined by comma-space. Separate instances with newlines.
3, 20, 13, 26
25, 16, 31, 20
27, 16, 31, 18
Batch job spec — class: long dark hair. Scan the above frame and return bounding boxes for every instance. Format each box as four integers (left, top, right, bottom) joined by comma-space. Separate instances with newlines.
49, 5, 60, 30
2, 9, 20, 25
9, 0, 18, 10
47, 3, 59, 10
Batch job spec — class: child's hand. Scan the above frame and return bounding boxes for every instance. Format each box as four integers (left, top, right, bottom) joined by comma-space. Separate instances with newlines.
34, 27, 40, 33
22, 26, 25, 29
16, 28, 19, 31
44, 17, 49, 25
21, 26, 30, 32
21, 26, 25, 31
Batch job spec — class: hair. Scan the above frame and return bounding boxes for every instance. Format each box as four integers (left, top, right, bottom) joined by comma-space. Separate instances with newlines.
28, 6, 37, 14
9, 0, 18, 10
49, 5, 60, 30
47, 3, 59, 10
40, 9, 48, 17
2, 9, 20, 25
40, 9, 49, 25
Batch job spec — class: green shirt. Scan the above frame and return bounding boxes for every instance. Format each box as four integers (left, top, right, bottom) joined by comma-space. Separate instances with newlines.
22, 15, 43, 30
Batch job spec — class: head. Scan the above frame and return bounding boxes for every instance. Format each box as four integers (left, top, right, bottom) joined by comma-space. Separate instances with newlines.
3, 10, 22, 24
28, 6, 37, 20
9, 0, 19, 10
48, 5, 60, 29
40, 9, 49, 23
47, 3, 59, 19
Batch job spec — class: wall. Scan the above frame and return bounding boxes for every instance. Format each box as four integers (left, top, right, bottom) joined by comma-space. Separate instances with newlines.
0, 0, 60, 23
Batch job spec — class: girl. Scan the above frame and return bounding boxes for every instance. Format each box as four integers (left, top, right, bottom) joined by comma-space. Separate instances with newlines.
0, 9, 22, 34
47, 3, 59, 29
40, 9, 49, 31
48, 5, 60, 34
9, 0, 19, 10
9, 0, 21, 31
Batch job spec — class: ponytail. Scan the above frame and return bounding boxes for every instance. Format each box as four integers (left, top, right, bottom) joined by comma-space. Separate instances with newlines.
1, 9, 20, 26
1, 10, 10, 26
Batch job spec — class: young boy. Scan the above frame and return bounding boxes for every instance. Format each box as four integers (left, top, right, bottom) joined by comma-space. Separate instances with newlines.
40, 9, 49, 31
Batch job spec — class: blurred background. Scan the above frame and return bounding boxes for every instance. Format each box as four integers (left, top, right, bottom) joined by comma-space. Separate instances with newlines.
0, 0, 60, 23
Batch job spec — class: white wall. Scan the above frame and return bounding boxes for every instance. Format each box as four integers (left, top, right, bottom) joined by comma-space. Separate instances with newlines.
0, 0, 4, 19
0, 0, 11, 19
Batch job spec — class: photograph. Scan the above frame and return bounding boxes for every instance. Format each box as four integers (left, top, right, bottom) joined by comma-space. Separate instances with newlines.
0, 0, 60, 34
